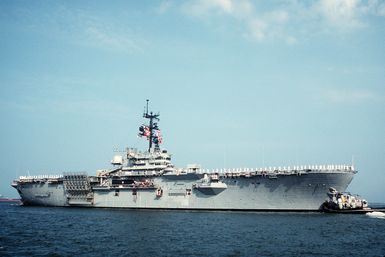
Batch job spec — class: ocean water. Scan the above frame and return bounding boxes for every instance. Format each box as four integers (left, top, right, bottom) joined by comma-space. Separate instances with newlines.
0, 203, 384, 257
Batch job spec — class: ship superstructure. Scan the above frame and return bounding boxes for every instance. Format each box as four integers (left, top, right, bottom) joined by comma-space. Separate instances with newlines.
12, 101, 356, 210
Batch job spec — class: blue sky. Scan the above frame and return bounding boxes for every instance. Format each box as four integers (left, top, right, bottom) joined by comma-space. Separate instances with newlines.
1, 0, 384, 201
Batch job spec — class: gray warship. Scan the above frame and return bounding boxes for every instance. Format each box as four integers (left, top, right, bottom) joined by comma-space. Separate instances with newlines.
12, 101, 356, 211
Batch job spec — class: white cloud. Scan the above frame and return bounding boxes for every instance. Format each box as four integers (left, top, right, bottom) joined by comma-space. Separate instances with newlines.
83, 25, 145, 54
15, 4, 148, 54
181, 0, 230, 17
285, 35, 298, 45
165, 0, 385, 44
366, 0, 385, 16
324, 88, 378, 104
181, 0, 253, 18
157, 0, 174, 14
246, 9, 292, 42
246, 18, 267, 41
269, 10, 289, 24
63, 9, 149, 54
181, 0, 293, 43
314, 0, 365, 30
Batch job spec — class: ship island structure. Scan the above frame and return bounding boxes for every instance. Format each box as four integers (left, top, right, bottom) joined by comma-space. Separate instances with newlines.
12, 101, 356, 211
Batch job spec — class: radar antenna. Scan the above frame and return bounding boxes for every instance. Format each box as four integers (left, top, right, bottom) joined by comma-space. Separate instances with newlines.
138, 100, 162, 152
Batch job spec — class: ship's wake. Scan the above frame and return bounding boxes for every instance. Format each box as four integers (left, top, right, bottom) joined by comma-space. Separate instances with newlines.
366, 211, 385, 219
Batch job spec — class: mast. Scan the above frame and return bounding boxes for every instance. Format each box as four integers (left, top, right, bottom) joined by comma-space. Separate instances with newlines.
138, 99, 162, 152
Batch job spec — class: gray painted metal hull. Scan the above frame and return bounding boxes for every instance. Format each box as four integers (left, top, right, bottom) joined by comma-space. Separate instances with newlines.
14, 171, 354, 211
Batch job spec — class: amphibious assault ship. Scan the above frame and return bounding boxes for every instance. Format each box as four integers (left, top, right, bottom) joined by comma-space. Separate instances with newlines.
12, 101, 356, 211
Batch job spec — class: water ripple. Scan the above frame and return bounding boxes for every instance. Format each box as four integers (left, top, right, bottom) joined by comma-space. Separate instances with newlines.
1, 204, 385, 256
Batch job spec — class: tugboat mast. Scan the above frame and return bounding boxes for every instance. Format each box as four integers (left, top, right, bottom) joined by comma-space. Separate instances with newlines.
139, 99, 161, 152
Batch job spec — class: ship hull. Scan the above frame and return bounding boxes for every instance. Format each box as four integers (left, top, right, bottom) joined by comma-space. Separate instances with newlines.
13, 171, 354, 211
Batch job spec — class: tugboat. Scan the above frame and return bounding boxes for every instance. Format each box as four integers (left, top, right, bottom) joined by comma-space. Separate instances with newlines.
320, 187, 372, 214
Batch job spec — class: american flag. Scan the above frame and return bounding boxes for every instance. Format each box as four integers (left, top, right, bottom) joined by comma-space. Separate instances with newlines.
156, 130, 162, 144
144, 126, 150, 137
